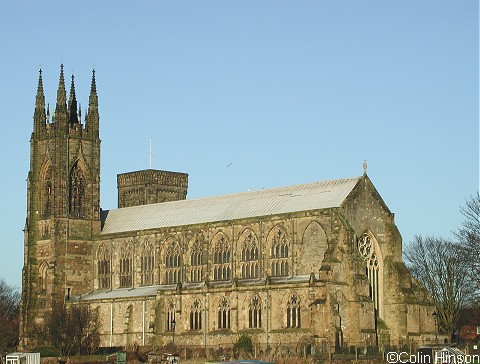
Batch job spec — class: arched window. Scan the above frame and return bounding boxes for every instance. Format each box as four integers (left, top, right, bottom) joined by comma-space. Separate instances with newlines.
39, 262, 49, 293
189, 299, 202, 330
189, 239, 204, 283
217, 297, 230, 329
212, 234, 231, 281
270, 228, 289, 277
69, 161, 87, 218
166, 300, 176, 332
248, 295, 262, 329
119, 245, 132, 288
240, 232, 259, 279
286, 293, 301, 328
164, 240, 181, 284
358, 232, 383, 317
97, 245, 110, 289
140, 240, 154, 286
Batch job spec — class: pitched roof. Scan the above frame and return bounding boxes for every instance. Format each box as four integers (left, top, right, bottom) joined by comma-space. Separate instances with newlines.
100, 176, 362, 235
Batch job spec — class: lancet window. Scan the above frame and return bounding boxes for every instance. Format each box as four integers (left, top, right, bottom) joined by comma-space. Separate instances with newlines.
189, 239, 204, 283
97, 245, 110, 289
140, 241, 154, 286
217, 297, 231, 329
240, 232, 259, 279
286, 293, 301, 328
358, 232, 382, 317
189, 299, 202, 330
166, 300, 176, 332
119, 245, 133, 288
39, 262, 49, 293
270, 228, 289, 276
164, 240, 181, 284
213, 235, 231, 281
248, 295, 262, 329
69, 161, 86, 218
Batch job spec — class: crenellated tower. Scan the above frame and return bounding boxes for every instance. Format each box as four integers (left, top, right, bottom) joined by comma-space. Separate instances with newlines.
20, 65, 101, 346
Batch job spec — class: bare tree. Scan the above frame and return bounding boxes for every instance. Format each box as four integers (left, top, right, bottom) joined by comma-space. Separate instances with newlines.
404, 235, 475, 336
39, 303, 100, 356
0, 279, 20, 357
456, 192, 480, 294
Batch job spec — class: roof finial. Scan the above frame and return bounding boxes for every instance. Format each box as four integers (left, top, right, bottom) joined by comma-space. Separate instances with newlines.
363, 160, 367, 175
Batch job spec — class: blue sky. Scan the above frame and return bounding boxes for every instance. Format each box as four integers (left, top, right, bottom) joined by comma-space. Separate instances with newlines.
0, 1, 477, 288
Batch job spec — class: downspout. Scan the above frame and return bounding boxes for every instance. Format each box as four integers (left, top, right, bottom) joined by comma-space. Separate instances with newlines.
142, 299, 146, 345
110, 300, 113, 346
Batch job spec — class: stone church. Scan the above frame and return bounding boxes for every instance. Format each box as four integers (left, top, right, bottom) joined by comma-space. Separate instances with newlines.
21, 66, 437, 352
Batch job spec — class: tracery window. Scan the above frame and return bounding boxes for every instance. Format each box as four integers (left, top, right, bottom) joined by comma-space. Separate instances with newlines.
140, 241, 154, 286
286, 293, 301, 328
97, 245, 110, 289
164, 240, 181, 284
270, 228, 289, 277
248, 295, 262, 329
358, 233, 382, 317
217, 297, 230, 329
166, 300, 176, 332
189, 299, 202, 330
189, 239, 204, 283
213, 235, 231, 281
119, 245, 133, 288
240, 232, 259, 279
69, 161, 86, 218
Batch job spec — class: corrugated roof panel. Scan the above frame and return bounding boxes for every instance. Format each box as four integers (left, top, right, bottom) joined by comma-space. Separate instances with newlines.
101, 176, 361, 235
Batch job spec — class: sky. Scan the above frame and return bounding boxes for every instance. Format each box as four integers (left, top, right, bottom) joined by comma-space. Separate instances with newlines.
0, 1, 477, 289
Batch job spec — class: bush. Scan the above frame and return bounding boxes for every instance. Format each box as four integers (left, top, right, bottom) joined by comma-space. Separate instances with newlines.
233, 334, 253, 357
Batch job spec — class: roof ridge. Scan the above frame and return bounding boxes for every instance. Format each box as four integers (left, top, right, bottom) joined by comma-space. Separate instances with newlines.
106, 175, 362, 213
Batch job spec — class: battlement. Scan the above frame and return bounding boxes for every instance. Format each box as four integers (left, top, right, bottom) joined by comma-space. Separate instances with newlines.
117, 169, 188, 208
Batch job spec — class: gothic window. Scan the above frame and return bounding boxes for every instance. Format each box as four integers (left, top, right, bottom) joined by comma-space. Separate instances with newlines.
248, 295, 262, 329
213, 235, 231, 281
69, 161, 86, 218
164, 240, 181, 284
358, 233, 382, 317
166, 300, 176, 332
286, 293, 301, 328
217, 297, 231, 329
189, 239, 204, 283
140, 240, 154, 286
39, 262, 49, 293
41, 163, 52, 217
119, 245, 133, 288
97, 245, 111, 289
189, 299, 202, 330
240, 232, 259, 279
270, 228, 289, 277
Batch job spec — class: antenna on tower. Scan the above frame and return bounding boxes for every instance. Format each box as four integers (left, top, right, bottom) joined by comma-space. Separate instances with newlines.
149, 137, 152, 169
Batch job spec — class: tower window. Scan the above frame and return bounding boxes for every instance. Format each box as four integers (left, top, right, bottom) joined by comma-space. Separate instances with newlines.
69, 161, 86, 218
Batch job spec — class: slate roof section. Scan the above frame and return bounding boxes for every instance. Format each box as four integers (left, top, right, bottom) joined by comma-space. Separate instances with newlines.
100, 176, 361, 235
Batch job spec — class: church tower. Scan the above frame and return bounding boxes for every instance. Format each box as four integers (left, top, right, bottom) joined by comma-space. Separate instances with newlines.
20, 65, 101, 346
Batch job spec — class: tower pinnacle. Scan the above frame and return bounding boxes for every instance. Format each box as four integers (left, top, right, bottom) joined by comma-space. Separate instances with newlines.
54, 64, 67, 127
33, 68, 46, 133
68, 74, 79, 125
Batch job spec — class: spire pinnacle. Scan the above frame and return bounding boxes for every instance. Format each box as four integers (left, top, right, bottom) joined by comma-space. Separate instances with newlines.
33, 68, 46, 133
86, 68, 99, 135
68, 74, 79, 125
54, 64, 67, 127
88, 68, 98, 108
35, 68, 45, 110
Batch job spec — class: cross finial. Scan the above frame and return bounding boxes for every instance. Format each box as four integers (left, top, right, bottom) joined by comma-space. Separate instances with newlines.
363, 160, 367, 175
